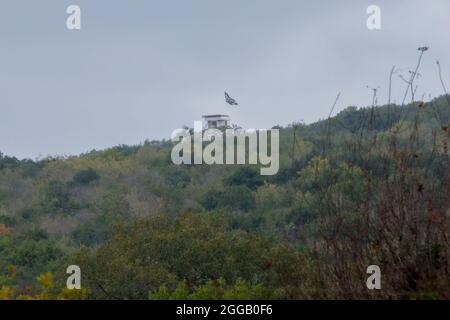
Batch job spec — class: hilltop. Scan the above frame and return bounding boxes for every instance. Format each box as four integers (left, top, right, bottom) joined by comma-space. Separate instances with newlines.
0, 96, 449, 299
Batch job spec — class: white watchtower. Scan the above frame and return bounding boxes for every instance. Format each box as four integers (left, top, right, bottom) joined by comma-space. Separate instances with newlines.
202, 115, 230, 129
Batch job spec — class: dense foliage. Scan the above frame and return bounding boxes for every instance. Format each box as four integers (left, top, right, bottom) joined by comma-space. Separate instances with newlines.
0, 96, 449, 299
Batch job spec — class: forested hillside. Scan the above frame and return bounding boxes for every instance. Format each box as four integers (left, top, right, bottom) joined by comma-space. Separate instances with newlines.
1, 96, 449, 299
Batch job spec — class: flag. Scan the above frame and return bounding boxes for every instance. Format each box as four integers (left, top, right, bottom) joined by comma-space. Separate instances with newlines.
224, 92, 238, 106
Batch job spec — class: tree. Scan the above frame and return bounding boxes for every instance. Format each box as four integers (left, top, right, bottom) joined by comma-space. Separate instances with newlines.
72, 168, 100, 185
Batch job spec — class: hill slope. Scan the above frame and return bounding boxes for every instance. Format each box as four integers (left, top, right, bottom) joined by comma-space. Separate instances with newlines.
0, 96, 449, 299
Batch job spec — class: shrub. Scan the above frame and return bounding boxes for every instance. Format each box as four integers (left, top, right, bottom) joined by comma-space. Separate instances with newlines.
202, 186, 255, 211
224, 167, 264, 190
72, 168, 100, 185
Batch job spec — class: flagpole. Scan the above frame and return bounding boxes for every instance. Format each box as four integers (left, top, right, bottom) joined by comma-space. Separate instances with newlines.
224, 92, 227, 111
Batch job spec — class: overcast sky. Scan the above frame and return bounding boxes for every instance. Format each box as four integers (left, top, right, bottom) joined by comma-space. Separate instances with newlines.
0, 0, 449, 159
